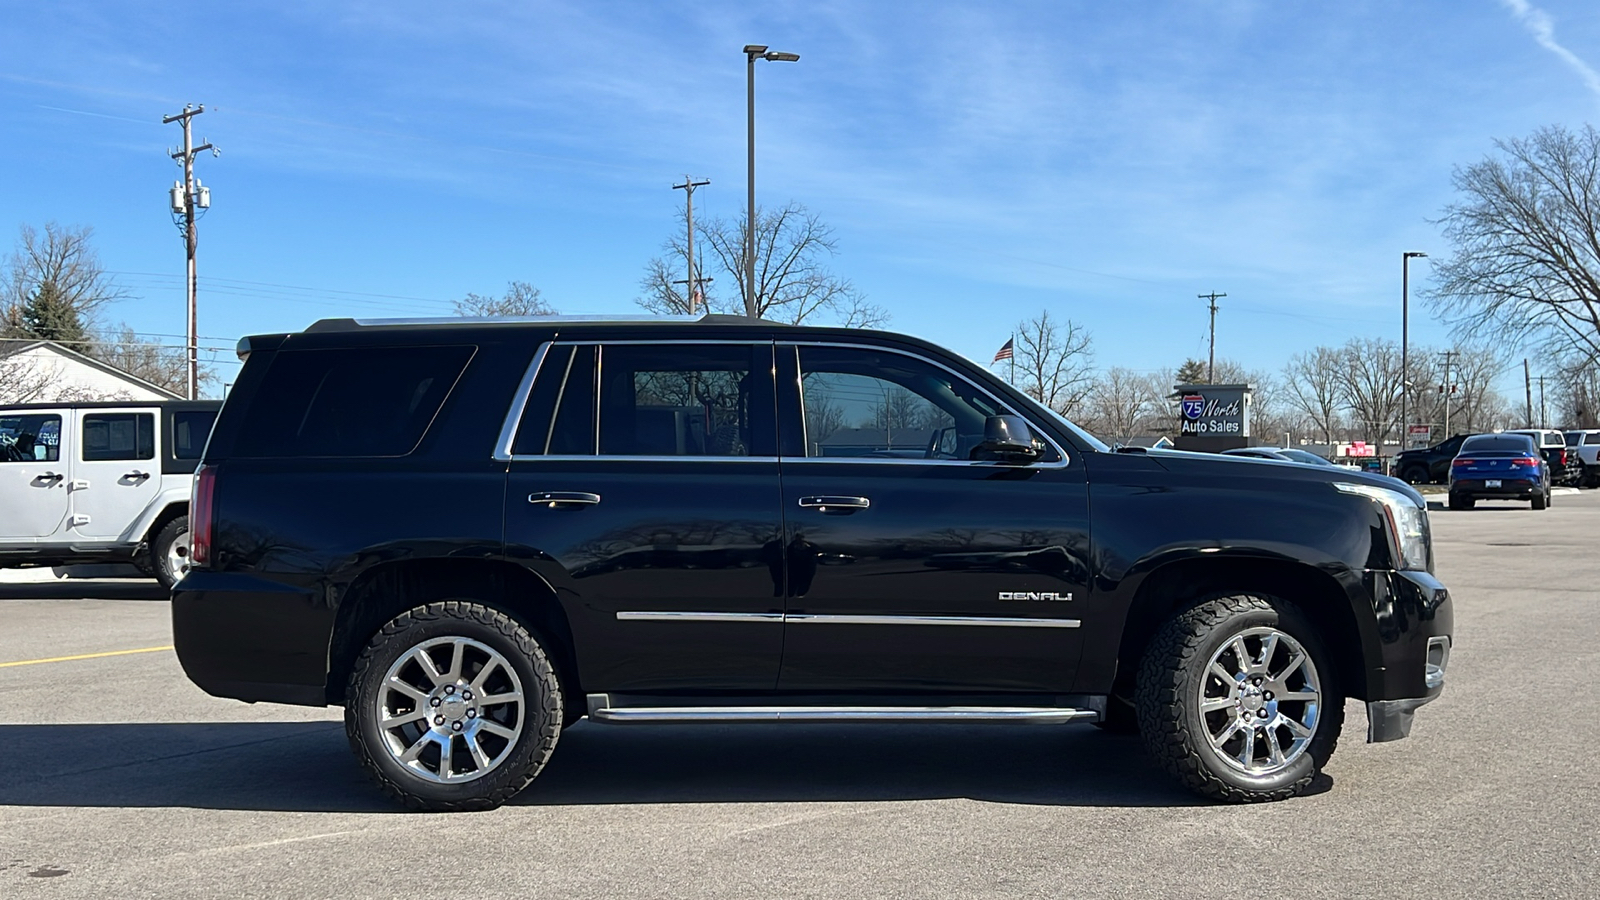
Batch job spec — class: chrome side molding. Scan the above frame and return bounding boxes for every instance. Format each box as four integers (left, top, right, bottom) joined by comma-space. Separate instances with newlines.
614, 611, 1080, 628
584, 693, 1100, 725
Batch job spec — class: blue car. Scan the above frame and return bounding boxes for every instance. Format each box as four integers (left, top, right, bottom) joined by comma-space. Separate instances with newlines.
1448, 432, 1551, 510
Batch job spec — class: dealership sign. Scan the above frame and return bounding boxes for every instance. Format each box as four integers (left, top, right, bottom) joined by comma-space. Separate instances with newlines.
1174, 383, 1252, 438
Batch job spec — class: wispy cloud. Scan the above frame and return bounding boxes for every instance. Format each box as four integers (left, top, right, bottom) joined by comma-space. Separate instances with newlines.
1500, 0, 1600, 99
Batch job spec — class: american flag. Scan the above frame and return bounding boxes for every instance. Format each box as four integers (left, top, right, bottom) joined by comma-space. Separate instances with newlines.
992, 338, 1014, 363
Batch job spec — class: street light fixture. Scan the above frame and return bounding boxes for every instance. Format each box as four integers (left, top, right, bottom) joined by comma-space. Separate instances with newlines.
744, 43, 800, 317
1402, 251, 1428, 452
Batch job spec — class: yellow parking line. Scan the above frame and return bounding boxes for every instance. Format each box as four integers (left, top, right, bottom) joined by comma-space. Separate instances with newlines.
0, 645, 174, 668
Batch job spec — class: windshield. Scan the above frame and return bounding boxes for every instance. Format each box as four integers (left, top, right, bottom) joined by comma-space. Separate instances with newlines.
1279, 448, 1336, 466
1010, 393, 1112, 452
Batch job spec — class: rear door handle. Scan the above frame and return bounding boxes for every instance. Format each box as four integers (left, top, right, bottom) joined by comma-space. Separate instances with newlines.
529, 491, 602, 509
797, 495, 871, 512
32, 472, 63, 486
123, 471, 150, 482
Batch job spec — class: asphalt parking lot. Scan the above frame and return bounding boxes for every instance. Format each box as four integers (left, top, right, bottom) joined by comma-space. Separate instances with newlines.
2, 492, 1597, 899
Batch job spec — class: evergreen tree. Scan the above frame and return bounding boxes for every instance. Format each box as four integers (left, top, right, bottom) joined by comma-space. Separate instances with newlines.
18, 281, 87, 346
1176, 358, 1206, 384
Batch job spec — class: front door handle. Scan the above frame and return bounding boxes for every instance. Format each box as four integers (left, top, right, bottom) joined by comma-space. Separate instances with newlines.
529, 491, 602, 509
32, 472, 63, 486
797, 495, 871, 513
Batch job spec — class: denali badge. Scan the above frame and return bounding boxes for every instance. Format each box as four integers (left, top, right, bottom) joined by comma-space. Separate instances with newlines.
998, 591, 1073, 602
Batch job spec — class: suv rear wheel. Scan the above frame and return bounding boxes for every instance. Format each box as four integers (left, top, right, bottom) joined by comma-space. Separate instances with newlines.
1136, 593, 1342, 802
345, 600, 562, 811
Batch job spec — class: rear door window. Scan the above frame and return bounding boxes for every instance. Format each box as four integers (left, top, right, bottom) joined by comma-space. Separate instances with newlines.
233, 345, 474, 457
1587, 433, 1600, 445
82, 413, 155, 461
598, 344, 773, 457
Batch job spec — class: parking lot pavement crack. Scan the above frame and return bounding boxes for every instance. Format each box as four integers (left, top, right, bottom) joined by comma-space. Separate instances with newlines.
27, 722, 342, 780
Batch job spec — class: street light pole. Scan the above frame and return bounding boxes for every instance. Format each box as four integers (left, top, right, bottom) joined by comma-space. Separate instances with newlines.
743, 44, 799, 318
1401, 251, 1427, 450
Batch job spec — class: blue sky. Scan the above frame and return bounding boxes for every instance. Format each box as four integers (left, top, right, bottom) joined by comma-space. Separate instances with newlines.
4, 0, 1600, 393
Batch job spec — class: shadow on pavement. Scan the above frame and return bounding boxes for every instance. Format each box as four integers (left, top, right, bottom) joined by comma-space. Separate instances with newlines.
0, 719, 1225, 812
0, 581, 169, 601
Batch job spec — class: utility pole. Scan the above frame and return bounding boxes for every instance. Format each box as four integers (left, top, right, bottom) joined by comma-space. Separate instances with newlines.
1440, 350, 1458, 437
1401, 252, 1427, 450
1537, 375, 1547, 428
1199, 291, 1225, 382
164, 104, 217, 400
1524, 358, 1534, 428
672, 176, 710, 314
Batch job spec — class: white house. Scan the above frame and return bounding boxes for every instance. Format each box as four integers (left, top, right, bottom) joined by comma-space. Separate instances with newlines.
0, 340, 180, 403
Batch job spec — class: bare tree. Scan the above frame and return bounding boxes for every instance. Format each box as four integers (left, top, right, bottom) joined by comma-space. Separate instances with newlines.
1339, 337, 1404, 447
642, 201, 887, 328
1011, 310, 1095, 417
1431, 125, 1600, 367
1082, 367, 1161, 444
2, 223, 127, 338
1282, 347, 1346, 445
454, 281, 554, 317
91, 326, 207, 395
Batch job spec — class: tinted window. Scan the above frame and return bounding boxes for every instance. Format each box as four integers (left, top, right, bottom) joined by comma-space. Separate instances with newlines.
0, 414, 61, 463
1461, 434, 1537, 454
172, 410, 218, 460
82, 413, 155, 461
512, 345, 597, 455
1588, 433, 1600, 445
598, 344, 771, 457
234, 345, 473, 457
795, 345, 1051, 461
1564, 432, 1581, 447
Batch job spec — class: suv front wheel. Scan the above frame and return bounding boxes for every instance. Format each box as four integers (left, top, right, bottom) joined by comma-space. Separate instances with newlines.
1136, 593, 1342, 802
345, 600, 562, 811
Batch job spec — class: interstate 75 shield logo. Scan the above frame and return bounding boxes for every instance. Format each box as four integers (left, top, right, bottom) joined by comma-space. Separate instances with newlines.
1181, 394, 1206, 420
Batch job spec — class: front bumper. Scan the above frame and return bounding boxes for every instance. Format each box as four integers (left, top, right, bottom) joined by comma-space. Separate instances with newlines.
1361, 569, 1452, 742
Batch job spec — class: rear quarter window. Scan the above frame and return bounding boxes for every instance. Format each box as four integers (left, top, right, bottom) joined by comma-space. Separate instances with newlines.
231, 345, 474, 458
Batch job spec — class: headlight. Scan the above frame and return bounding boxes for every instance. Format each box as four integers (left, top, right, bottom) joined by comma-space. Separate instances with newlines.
1335, 482, 1431, 571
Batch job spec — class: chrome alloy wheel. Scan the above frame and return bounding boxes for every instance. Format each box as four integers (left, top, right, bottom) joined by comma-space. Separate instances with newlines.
166, 526, 190, 580
376, 636, 525, 784
1199, 627, 1322, 776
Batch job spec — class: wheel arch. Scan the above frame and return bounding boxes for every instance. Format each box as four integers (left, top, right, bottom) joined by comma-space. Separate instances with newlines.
138, 498, 189, 547
1111, 555, 1373, 703
325, 558, 580, 707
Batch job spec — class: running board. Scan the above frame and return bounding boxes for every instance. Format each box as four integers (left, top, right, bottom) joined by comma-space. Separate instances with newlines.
585, 693, 1101, 725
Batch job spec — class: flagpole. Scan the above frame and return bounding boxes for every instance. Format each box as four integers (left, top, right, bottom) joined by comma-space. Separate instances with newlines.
1009, 333, 1015, 385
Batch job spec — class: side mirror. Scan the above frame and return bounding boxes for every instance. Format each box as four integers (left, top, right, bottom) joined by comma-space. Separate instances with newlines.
973, 415, 1040, 462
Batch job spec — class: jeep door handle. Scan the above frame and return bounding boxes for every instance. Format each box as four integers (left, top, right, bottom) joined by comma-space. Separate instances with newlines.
529, 491, 602, 509
798, 495, 871, 512
33, 472, 63, 486
123, 471, 150, 482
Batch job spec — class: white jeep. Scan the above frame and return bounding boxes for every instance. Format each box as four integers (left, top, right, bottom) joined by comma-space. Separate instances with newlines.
0, 401, 220, 588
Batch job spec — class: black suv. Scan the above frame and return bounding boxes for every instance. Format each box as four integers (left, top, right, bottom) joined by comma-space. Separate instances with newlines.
173, 316, 1453, 810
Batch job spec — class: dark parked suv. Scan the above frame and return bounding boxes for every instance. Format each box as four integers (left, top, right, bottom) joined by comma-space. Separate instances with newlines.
173, 315, 1453, 810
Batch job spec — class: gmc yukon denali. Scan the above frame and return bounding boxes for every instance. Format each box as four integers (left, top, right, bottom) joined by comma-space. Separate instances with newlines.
172, 315, 1453, 810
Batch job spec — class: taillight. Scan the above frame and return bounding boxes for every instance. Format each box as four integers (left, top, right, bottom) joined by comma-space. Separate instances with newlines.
1558, 449, 1567, 465
1514, 456, 1540, 467
1451, 458, 1472, 467
191, 464, 216, 567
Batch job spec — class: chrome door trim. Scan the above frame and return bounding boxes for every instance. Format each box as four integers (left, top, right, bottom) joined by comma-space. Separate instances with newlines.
614, 611, 1079, 628
789, 613, 1080, 628
493, 342, 552, 462
615, 611, 784, 623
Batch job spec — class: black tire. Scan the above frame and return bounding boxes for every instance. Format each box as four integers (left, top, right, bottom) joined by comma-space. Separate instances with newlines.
150, 515, 189, 590
1401, 466, 1430, 485
345, 600, 562, 812
1447, 492, 1475, 510
1532, 488, 1549, 510
1135, 593, 1342, 803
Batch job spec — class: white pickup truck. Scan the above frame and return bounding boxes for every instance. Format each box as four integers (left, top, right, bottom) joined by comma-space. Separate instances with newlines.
1, 401, 220, 588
